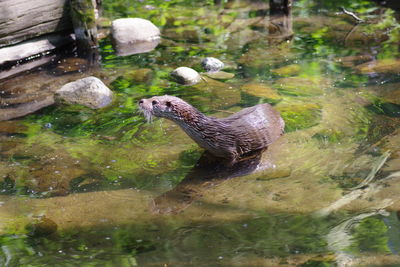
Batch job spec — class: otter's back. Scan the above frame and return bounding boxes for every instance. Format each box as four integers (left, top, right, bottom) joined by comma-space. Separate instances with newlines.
222, 104, 284, 153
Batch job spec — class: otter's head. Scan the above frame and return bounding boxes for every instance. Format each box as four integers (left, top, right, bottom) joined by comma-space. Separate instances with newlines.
138, 95, 195, 122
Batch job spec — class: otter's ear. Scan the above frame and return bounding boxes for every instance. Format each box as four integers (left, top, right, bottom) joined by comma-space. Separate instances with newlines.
166, 101, 172, 108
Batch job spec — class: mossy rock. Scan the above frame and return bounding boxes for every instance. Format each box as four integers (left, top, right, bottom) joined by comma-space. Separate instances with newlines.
277, 103, 322, 132
356, 58, 400, 74
163, 26, 211, 43
123, 68, 153, 83
274, 77, 327, 97
192, 77, 241, 109
203, 71, 234, 80
241, 82, 282, 102
272, 64, 301, 76
334, 54, 373, 68
380, 89, 400, 106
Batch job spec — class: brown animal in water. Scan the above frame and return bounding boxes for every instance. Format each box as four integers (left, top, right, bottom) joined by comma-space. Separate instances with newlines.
138, 95, 284, 165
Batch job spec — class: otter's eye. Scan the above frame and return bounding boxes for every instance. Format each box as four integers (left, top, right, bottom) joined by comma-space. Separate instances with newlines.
166, 101, 171, 108
152, 100, 158, 105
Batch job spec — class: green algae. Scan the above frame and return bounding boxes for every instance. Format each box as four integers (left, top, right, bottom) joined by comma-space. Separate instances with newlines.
70, 0, 96, 27
349, 217, 390, 254
277, 103, 323, 132
312, 129, 345, 144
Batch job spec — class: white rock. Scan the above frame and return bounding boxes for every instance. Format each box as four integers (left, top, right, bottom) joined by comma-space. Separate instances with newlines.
56, 77, 113, 109
170, 67, 201, 85
111, 18, 160, 56
201, 57, 224, 72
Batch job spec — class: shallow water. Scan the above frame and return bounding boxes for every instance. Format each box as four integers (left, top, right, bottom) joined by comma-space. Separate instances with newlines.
1, 0, 400, 266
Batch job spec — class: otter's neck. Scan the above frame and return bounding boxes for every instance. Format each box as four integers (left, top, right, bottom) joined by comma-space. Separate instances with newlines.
169, 103, 222, 139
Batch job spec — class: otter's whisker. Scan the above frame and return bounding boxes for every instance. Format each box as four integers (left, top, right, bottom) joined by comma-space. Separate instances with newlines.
140, 108, 153, 122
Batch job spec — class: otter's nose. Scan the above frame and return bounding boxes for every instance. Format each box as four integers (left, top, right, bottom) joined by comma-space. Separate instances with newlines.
138, 99, 144, 105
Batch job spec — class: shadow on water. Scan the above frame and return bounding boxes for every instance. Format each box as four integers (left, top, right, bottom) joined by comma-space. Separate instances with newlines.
152, 150, 264, 214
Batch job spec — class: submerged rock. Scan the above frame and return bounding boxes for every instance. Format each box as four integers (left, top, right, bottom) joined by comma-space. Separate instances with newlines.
1, 138, 88, 197
227, 17, 264, 33
193, 76, 241, 108
356, 58, 400, 74
201, 57, 224, 72
123, 68, 153, 83
361, 83, 400, 110
272, 64, 301, 76
163, 26, 211, 43
111, 18, 160, 56
241, 83, 282, 102
226, 28, 264, 51
203, 71, 234, 80
335, 54, 373, 68
238, 43, 293, 68
26, 216, 58, 237
274, 77, 328, 96
56, 76, 113, 109
170, 67, 201, 85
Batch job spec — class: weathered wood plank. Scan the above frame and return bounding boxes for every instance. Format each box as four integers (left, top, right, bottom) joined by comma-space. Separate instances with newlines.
0, 54, 57, 81
0, 33, 75, 65
0, 0, 73, 47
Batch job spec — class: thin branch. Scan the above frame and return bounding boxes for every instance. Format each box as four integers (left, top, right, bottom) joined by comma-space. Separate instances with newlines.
341, 7, 364, 24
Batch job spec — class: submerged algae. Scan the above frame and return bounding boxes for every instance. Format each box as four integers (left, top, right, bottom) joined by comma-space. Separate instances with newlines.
277, 103, 322, 132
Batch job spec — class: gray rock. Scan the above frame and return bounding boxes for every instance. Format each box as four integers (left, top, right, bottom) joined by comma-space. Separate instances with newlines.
201, 57, 224, 72
170, 67, 201, 85
56, 77, 113, 109
111, 18, 160, 56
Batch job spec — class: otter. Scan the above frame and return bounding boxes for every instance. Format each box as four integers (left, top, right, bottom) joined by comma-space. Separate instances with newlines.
138, 95, 284, 165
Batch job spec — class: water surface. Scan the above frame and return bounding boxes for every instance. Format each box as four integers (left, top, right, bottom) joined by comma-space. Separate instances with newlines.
1, 0, 400, 266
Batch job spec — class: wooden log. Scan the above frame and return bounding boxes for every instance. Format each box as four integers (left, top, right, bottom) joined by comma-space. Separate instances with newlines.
69, 0, 98, 51
0, 33, 75, 66
269, 0, 293, 42
0, 0, 73, 48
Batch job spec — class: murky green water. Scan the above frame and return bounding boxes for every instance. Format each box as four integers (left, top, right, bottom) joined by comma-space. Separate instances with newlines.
1, 0, 400, 266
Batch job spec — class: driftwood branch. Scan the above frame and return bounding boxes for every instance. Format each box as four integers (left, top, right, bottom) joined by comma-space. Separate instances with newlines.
341, 7, 365, 24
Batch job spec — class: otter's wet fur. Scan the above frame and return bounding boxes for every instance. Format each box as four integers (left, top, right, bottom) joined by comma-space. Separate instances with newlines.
139, 95, 284, 164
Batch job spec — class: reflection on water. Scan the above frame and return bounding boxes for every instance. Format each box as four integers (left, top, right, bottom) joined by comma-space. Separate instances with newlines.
113, 39, 160, 56
1, 0, 400, 266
